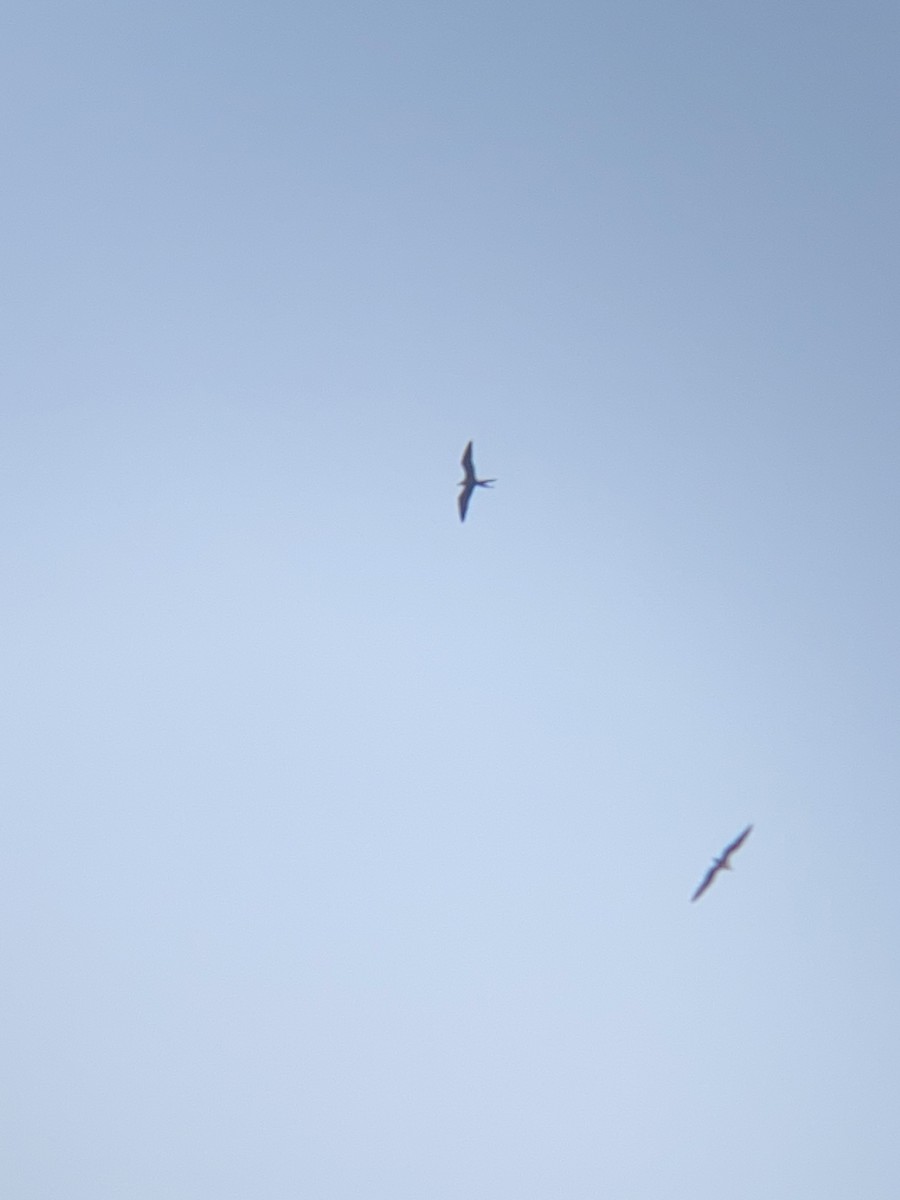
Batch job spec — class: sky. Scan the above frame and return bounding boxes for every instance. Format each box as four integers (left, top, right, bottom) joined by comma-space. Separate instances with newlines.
2, 2, 899, 1196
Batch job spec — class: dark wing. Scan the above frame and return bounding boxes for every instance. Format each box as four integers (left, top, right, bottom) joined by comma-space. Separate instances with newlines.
458, 480, 475, 522
691, 862, 720, 902
721, 824, 753, 862
460, 441, 475, 480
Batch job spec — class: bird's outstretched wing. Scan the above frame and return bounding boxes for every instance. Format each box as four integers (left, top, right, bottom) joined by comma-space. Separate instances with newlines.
722, 824, 753, 862
691, 864, 719, 903
458, 480, 475, 522
460, 440, 475, 479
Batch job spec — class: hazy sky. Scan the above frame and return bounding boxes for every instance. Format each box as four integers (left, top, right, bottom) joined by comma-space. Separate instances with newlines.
3, 2, 899, 1196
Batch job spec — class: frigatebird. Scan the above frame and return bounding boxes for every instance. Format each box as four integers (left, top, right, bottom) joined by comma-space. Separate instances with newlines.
690, 824, 753, 902
457, 440, 496, 522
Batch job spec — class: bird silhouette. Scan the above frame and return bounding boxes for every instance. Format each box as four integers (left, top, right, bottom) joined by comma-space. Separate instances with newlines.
457, 440, 496, 522
691, 825, 753, 902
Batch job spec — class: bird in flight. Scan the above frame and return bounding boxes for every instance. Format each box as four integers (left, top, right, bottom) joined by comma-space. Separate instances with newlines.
690, 824, 753, 902
457, 440, 496, 522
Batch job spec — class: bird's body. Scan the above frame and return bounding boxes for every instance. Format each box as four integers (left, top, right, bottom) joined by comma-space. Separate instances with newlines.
457, 440, 496, 522
691, 824, 753, 902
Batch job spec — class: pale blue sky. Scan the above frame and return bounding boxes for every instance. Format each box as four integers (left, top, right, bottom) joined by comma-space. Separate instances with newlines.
2, 2, 899, 1196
